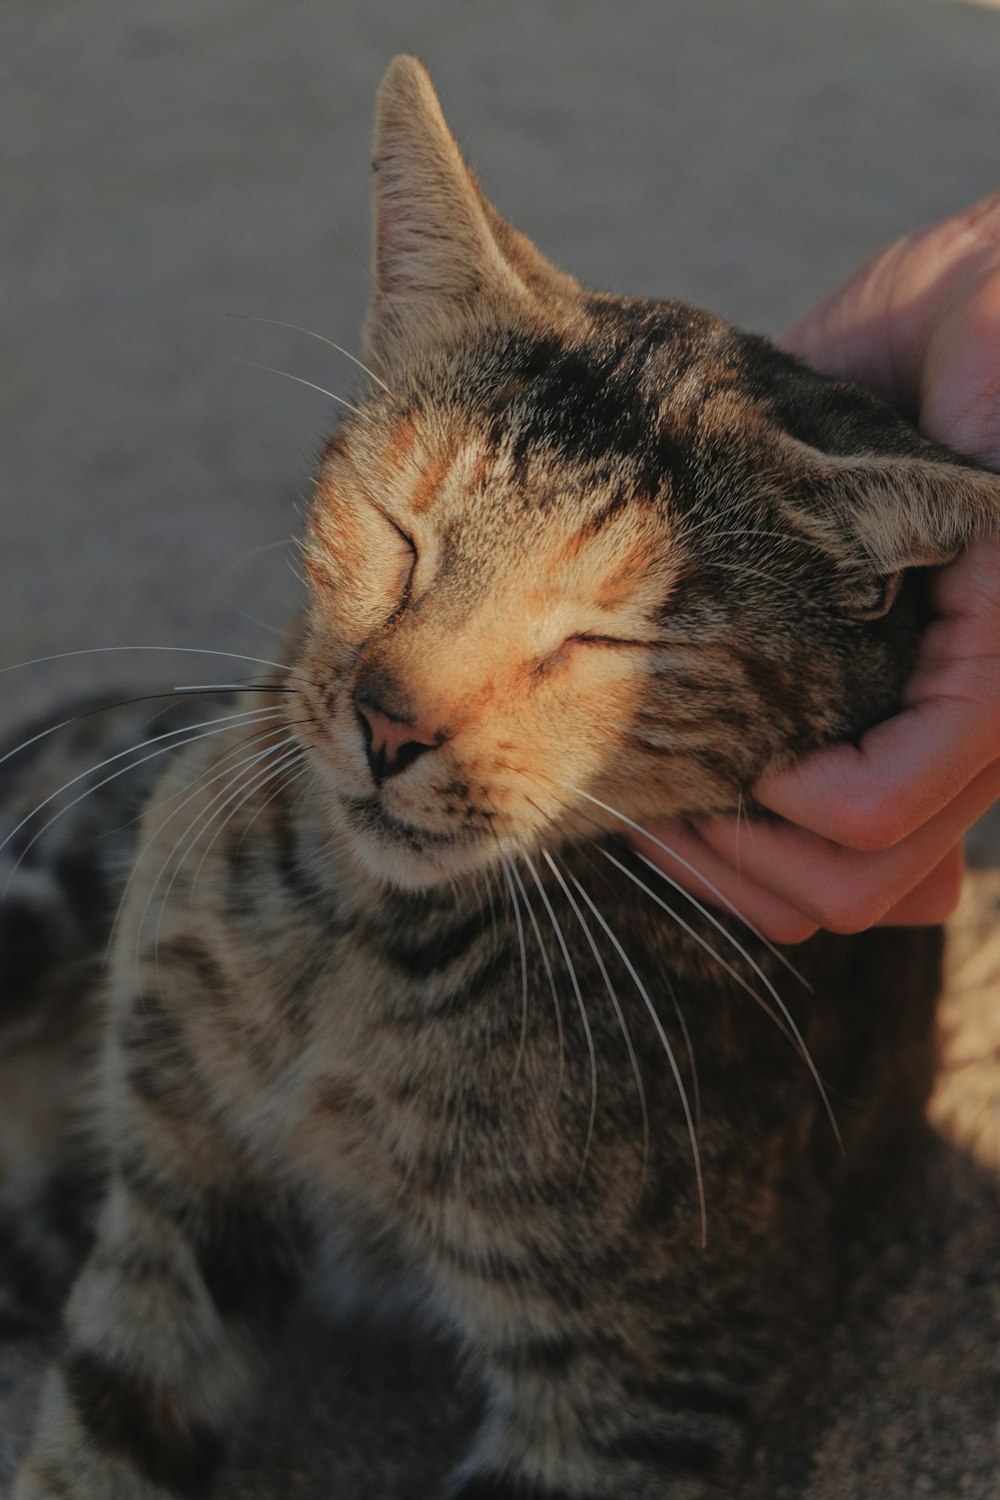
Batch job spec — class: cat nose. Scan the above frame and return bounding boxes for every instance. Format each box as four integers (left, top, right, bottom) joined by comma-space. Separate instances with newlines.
354, 692, 441, 786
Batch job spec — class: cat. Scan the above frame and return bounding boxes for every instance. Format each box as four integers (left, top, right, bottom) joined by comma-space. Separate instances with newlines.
6, 53, 1000, 1500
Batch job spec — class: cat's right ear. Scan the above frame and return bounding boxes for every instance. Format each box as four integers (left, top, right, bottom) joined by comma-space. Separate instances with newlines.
364, 57, 575, 369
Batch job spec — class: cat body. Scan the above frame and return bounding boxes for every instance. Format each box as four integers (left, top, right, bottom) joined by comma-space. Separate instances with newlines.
9, 56, 1000, 1500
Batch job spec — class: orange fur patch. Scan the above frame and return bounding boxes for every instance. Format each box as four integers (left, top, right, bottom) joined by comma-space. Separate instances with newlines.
408, 449, 454, 514
552, 525, 593, 566
379, 417, 418, 480
595, 543, 657, 609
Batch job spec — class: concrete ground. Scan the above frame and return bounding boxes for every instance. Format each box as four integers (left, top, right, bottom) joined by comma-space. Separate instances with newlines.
2, 1, 999, 1495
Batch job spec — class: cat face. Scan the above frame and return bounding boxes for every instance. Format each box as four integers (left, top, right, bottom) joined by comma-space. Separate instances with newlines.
298, 345, 681, 887
292, 57, 999, 890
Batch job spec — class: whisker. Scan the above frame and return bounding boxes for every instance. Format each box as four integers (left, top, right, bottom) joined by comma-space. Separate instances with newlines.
567, 870, 707, 1249
509, 859, 566, 1098
735, 787, 745, 878
170, 682, 296, 695
234, 359, 362, 415
480, 864, 500, 947
232, 759, 315, 867
665, 975, 701, 1136
1, 705, 290, 891
139, 737, 303, 979
545, 851, 650, 1190
0, 645, 314, 683
99, 707, 293, 844
500, 856, 530, 1088
522, 780, 830, 1139
188, 742, 305, 897
553, 780, 809, 989
0, 682, 293, 773
225, 313, 393, 394
105, 720, 311, 963
215, 538, 305, 637
539, 780, 809, 1014
525, 852, 598, 1184
600, 844, 793, 1038
610, 924, 705, 1144
702, 558, 818, 597
601, 847, 841, 1151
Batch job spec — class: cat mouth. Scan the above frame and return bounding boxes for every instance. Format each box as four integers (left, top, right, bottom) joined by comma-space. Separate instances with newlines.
340, 795, 469, 855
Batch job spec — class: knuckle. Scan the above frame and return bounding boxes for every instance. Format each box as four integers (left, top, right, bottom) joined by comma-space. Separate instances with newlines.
818, 891, 881, 935
835, 804, 904, 853
936, 887, 965, 922
930, 867, 967, 924
768, 913, 821, 946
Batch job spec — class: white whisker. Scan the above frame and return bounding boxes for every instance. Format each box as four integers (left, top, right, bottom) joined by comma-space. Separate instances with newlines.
235, 359, 362, 415
554, 780, 809, 989
665, 976, 701, 1136
170, 682, 294, 695
568, 870, 707, 1248
225, 314, 393, 394
546, 852, 650, 1190
601, 847, 841, 1151
232, 759, 314, 866
189, 743, 305, 896
1, 706, 290, 895
500, 857, 530, 1087
509, 859, 566, 1098
526, 852, 598, 1184
0, 645, 308, 681
138, 737, 302, 982
0, 683, 293, 776
105, 721, 308, 964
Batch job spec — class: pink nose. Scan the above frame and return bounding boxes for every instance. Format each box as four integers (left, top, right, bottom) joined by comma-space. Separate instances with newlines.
354, 698, 441, 785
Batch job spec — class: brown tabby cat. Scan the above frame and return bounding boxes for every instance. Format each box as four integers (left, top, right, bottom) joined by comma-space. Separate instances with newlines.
8, 55, 1000, 1500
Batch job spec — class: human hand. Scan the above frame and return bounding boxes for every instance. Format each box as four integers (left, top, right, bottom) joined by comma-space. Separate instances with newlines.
633, 189, 1000, 943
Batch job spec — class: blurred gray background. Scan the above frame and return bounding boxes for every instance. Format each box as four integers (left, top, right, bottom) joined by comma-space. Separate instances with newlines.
3, 0, 1000, 730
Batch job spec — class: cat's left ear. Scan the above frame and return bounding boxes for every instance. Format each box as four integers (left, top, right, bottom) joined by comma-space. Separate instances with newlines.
808, 447, 1000, 617
364, 56, 578, 369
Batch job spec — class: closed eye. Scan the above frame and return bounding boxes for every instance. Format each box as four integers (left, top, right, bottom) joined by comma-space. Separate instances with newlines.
570, 633, 649, 650
373, 506, 417, 558
372, 505, 417, 608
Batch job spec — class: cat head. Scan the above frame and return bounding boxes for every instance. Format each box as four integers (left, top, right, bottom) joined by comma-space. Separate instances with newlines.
293, 56, 999, 890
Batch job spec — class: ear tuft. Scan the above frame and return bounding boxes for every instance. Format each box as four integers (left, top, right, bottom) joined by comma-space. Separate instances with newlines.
771, 358, 1000, 589
365, 57, 579, 370
367, 55, 523, 357
826, 453, 1000, 576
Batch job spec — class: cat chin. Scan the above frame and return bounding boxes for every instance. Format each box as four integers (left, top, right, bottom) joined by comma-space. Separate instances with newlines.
349, 833, 488, 893
339, 794, 490, 891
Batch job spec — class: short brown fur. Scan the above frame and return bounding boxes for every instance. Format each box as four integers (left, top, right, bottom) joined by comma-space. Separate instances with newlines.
8, 53, 1000, 1500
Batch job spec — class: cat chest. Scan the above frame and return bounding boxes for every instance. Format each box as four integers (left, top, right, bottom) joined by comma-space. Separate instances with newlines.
118, 888, 669, 1264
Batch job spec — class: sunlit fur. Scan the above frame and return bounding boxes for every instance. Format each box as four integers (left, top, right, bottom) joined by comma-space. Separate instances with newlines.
292, 56, 999, 892
8, 55, 1000, 1500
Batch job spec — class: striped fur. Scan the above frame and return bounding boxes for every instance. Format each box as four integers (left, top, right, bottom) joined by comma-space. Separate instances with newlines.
8, 55, 1000, 1499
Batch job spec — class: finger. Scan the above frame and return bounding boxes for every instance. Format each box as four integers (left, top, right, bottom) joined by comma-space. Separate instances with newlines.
874, 842, 966, 927
631, 820, 820, 946
778, 187, 1000, 438
755, 697, 996, 852
631, 821, 965, 943
699, 760, 1000, 933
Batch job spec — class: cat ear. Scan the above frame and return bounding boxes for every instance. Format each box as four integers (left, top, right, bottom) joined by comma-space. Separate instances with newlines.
365, 56, 576, 368
768, 360, 1000, 616
806, 448, 1000, 617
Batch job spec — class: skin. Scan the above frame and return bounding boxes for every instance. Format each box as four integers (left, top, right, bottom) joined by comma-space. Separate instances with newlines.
636, 188, 1000, 943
